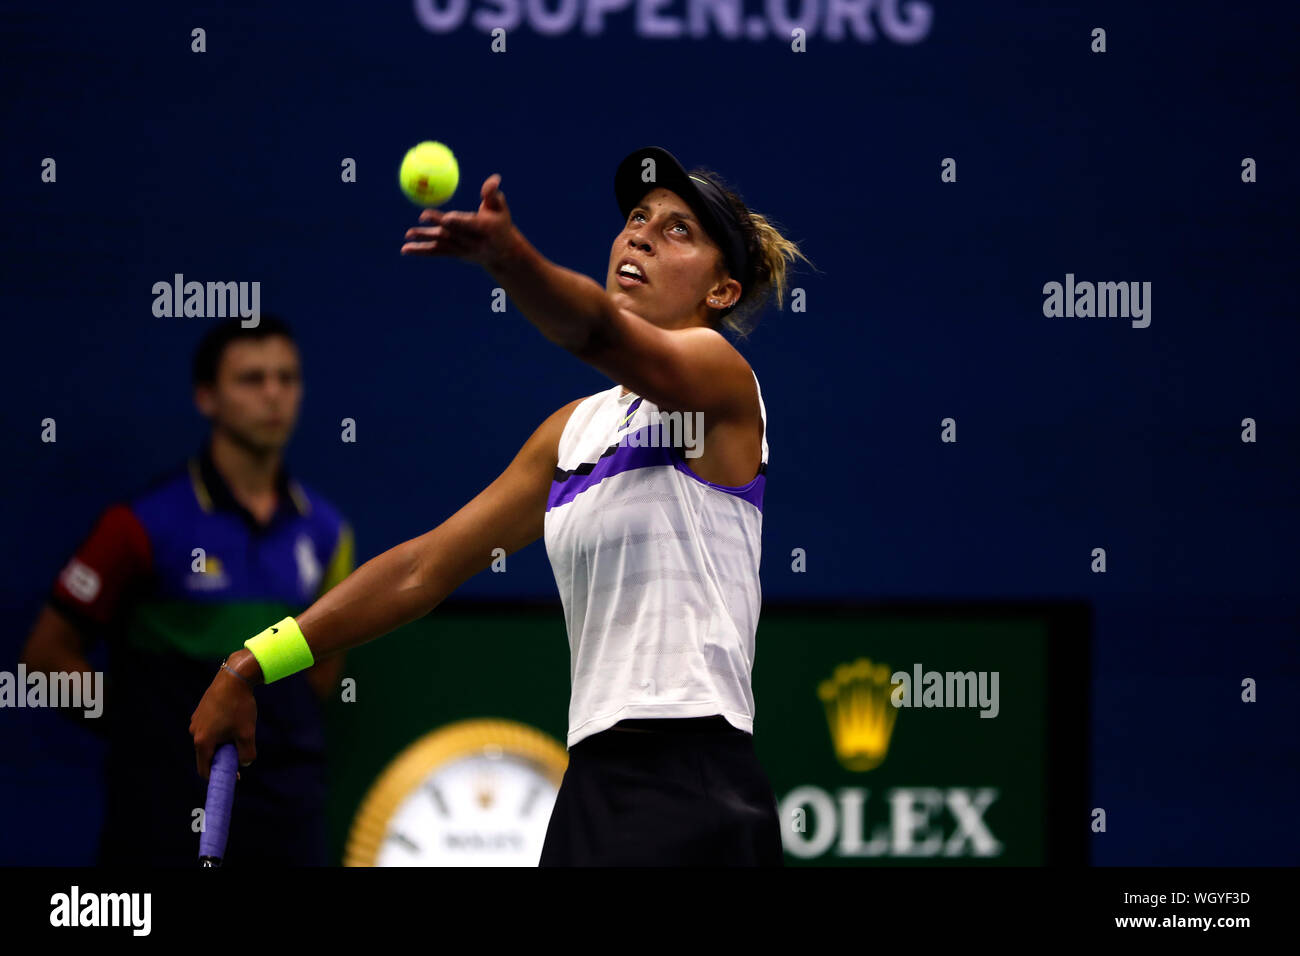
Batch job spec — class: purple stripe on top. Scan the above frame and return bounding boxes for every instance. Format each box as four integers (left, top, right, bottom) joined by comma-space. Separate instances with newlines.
672, 457, 765, 512
547, 421, 767, 513
547, 428, 672, 511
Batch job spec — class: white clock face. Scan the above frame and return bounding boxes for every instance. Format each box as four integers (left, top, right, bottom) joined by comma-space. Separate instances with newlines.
374, 747, 560, 866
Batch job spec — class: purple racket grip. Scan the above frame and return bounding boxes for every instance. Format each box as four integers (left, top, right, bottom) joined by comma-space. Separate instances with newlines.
199, 743, 238, 866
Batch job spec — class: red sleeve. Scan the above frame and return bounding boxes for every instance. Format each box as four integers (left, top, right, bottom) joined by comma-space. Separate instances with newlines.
48, 503, 153, 630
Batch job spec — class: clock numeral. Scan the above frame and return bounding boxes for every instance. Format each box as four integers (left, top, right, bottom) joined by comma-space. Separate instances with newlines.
386, 832, 421, 854
424, 782, 451, 817
520, 782, 544, 818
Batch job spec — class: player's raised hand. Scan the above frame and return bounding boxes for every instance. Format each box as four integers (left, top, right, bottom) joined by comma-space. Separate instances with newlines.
401, 173, 518, 269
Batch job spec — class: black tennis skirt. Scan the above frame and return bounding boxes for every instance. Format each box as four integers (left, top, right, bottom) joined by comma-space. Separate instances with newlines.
539, 715, 784, 866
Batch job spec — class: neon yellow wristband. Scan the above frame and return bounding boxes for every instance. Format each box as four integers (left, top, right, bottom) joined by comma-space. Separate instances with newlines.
244, 616, 314, 684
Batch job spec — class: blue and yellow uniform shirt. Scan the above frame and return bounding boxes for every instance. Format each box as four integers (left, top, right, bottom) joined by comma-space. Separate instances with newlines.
47, 439, 353, 863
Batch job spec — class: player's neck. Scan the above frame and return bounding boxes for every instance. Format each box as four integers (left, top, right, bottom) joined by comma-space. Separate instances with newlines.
208, 430, 282, 504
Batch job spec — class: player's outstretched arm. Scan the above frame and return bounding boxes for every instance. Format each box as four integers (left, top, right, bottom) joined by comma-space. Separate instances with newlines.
189, 397, 581, 777
401, 174, 756, 418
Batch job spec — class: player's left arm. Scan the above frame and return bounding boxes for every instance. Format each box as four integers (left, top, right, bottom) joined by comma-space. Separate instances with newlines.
491, 234, 757, 417
304, 522, 353, 702
401, 174, 755, 418
567, 308, 755, 418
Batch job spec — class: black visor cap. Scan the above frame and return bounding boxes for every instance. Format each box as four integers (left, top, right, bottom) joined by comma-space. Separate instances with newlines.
614, 146, 750, 289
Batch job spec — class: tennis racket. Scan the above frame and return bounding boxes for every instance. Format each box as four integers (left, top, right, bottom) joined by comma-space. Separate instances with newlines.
199, 743, 238, 867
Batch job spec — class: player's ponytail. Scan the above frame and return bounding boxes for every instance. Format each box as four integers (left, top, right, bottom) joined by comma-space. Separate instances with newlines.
690, 167, 817, 339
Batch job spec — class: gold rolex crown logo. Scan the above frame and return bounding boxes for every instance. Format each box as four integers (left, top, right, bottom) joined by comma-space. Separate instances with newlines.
818, 657, 899, 772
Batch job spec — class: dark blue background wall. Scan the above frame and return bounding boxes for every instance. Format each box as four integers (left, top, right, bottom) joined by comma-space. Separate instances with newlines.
3, 0, 1296, 864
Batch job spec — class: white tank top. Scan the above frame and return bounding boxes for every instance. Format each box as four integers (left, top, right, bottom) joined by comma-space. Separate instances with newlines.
543, 372, 768, 748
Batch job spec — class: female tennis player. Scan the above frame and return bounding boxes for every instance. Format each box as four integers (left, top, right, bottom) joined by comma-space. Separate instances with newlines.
190, 145, 812, 865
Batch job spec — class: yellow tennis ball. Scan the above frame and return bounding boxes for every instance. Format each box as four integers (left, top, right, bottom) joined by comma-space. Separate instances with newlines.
399, 141, 459, 207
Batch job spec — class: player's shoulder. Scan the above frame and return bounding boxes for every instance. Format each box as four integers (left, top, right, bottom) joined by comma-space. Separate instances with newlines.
560, 391, 602, 421
521, 392, 604, 467
545, 392, 601, 435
